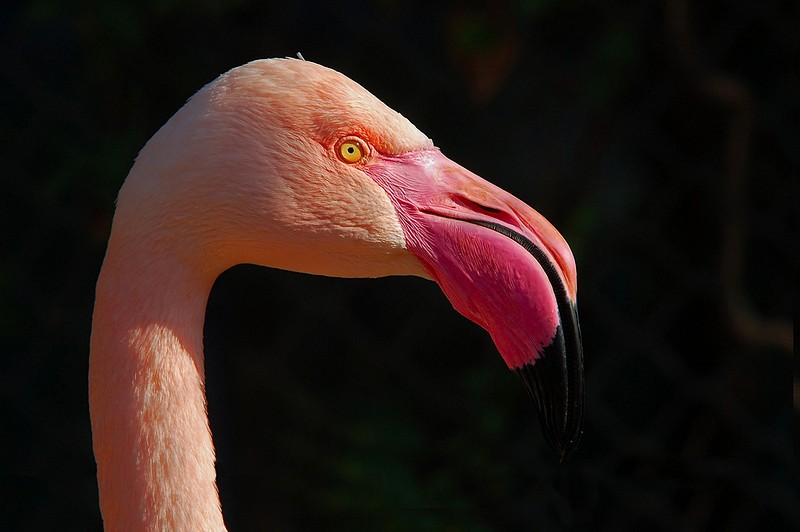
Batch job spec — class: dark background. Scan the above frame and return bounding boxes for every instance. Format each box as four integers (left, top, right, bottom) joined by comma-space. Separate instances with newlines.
1, 1, 795, 530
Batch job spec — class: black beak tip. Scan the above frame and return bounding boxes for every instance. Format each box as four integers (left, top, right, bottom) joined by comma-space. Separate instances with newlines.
517, 357, 584, 461
515, 314, 585, 461
557, 432, 582, 462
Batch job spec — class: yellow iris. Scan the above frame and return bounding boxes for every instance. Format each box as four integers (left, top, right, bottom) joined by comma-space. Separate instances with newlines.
339, 140, 364, 163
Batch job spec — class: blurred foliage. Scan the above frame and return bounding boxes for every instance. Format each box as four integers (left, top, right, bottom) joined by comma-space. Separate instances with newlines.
1, 0, 796, 530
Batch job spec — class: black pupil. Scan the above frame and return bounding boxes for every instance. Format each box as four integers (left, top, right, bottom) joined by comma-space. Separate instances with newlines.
348, 146, 355, 154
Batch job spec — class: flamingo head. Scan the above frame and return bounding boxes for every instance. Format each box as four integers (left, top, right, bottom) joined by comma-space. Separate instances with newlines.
123, 58, 584, 458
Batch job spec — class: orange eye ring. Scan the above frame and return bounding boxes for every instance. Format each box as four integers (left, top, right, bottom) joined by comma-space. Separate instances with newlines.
337, 137, 368, 164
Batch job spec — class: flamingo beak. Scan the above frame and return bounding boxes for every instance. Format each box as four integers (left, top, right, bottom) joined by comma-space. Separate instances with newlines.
367, 149, 584, 459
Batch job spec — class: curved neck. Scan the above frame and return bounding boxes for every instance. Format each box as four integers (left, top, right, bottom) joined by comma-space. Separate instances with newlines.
89, 232, 226, 531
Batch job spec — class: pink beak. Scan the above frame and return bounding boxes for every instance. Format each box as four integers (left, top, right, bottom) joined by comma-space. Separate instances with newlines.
368, 149, 584, 459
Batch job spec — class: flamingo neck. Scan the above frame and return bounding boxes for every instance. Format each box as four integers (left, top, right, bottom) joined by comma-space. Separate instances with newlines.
89, 234, 226, 531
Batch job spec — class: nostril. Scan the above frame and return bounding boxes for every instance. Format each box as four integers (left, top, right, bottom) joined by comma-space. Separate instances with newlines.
454, 195, 503, 215
475, 202, 502, 214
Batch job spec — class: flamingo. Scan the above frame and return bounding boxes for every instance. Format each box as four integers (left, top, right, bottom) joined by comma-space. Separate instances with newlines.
89, 58, 584, 530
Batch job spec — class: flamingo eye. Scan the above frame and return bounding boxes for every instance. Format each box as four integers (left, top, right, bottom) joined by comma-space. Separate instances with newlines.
337, 138, 366, 163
